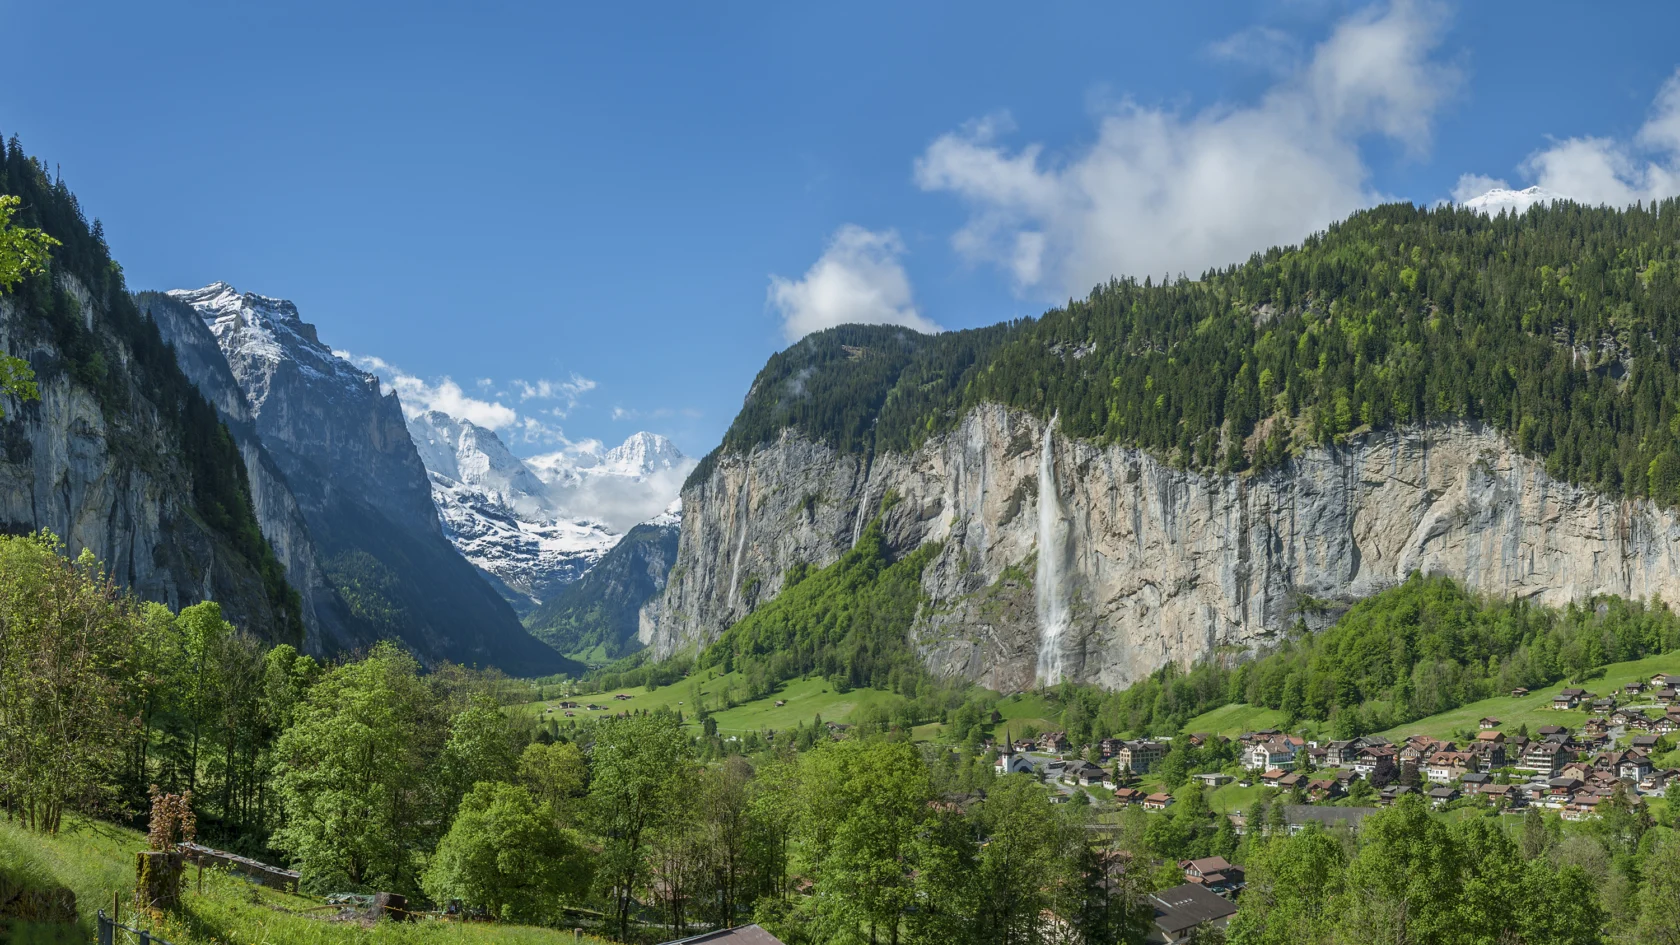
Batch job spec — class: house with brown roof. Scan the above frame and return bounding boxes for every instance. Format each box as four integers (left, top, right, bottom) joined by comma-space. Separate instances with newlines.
1511, 687, 1530, 698
1657, 688, 1679, 706
1521, 741, 1569, 776
1143, 792, 1174, 811
1554, 688, 1588, 710
1114, 787, 1146, 806
1478, 717, 1501, 729
1306, 777, 1345, 801
1179, 856, 1245, 893
1425, 752, 1479, 784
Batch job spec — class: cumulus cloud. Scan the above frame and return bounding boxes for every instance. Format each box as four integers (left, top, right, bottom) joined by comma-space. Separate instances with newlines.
1467, 68, 1680, 207
513, 374, 597, 413
342, 352, 521, 430
768, 225, 941, 342
914, 0, 1457, 296
342, 352, 597, 448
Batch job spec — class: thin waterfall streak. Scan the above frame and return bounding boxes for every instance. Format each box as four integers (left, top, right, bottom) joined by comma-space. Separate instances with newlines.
1035, 415, 1071, 686
727, 487, 750, 607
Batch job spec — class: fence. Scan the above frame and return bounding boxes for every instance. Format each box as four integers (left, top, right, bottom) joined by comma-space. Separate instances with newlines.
96, 909, 176, 945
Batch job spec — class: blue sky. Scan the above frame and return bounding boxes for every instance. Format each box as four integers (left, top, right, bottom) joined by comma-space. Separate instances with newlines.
5, 1, 1680, 458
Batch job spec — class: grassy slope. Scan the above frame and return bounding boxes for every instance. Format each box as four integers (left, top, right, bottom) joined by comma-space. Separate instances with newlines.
520, 667, 904, 736
0, 818, 609, 945
1375, 652, 1680, 741
1181, 703, 1289, 738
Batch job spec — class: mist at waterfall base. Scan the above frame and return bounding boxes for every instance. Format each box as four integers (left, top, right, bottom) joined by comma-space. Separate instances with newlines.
1035, 417, 1072, 685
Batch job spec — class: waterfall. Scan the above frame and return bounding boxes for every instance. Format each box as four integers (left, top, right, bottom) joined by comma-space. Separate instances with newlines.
727, 486, 751, 608
851, 486, 870, 547
1034, 416, 1071, 686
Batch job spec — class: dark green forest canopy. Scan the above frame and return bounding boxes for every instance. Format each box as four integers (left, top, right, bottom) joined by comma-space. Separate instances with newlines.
703, 199, 1680, 504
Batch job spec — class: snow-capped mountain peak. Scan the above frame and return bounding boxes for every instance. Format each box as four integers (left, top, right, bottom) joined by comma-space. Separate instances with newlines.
166, 282, 371, 411
404, 413, 695, 609
605, 431, 686, 477
1462, 186, 1570, 217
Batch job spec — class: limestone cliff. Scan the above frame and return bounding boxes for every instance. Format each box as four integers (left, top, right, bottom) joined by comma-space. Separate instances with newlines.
647, 405, 1680, 691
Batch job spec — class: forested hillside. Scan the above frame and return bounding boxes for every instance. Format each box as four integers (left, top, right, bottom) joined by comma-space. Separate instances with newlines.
707, 199, 1680, 503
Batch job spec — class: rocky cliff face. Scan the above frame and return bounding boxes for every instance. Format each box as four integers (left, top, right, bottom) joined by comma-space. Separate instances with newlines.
647, 405, 1680, 691
0, 285, 292, 639
163, 284, 570, 674
142, 291, 358, 655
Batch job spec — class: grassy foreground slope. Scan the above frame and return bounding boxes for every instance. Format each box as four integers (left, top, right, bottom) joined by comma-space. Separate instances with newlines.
0, 818, 609, 945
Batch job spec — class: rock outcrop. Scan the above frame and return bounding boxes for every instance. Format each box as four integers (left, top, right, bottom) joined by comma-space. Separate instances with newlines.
647, 405, 1680, 691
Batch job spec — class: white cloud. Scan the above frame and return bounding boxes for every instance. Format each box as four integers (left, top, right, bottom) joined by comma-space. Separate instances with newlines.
768, 224, 941, 342
1451, 173, 1508, 202
914, 0, 1457, 296
1206, 25, 1301, 75
342, 351, 580, 446
513, 374, 597, 414
1486, 68, 1680, 207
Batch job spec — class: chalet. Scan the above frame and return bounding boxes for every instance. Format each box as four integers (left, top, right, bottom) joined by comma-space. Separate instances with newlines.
556, 700, 579, 709
1306, 777, 1344, 801
1639, 769, 1672, 795
1428, 786, 1460, 806
1276, 772, 1307, 791
1098, 738, 1124, 760
1609, 707, 1642, 726
1425, 751, 1479, 784
1655, 716, 1680, 735
1547, 777, 1585, 803
1511, 687, 1530, 698
586, 703, 603, 711
1245, 735, 1302, 772
1470, 731, 1507, 766
1653, 673, 1676, 688
1147, 884, 1238, 944
1379, 785, 1415, 805
1063, 759, 1109, 787
1599, 750, 1652, 782
1179, 856, 1245, 894
1260, 769, 1289, 788
1114, 787, 1146, 806
995, 752, 1035, 775
1481, 784, 1524, 807
1116, 740, 1166, 774
1631, 735, 1661, 751
1625, 681, 1648, 697
1143, 792, 1175, 811
1521, 741, 1569, 776
1352, 744, 1399, 783
1555, 688, 1590, 709
1538, 725, 1569, 739
613, 693, 633, 701
1591, 697, 1618, 713
1324, 736, 1389, 767
1399, 736, 1450, 766
1460, 772, 1492, 793
1657, 688, 1679, 706
1039, 731, 1071, 752
1479, 717, 1501, 730
1558, 761, 1594, 782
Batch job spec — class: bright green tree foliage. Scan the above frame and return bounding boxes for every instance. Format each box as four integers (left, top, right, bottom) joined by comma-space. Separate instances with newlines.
270, 643, 448, 893
421, 780, 590, 922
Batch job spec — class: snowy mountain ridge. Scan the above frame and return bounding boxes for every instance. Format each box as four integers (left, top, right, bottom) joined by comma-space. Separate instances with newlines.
406, 411, 693, 609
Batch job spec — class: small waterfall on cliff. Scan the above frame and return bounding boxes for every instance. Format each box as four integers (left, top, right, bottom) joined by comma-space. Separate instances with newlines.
1034, 416, 1071, 685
